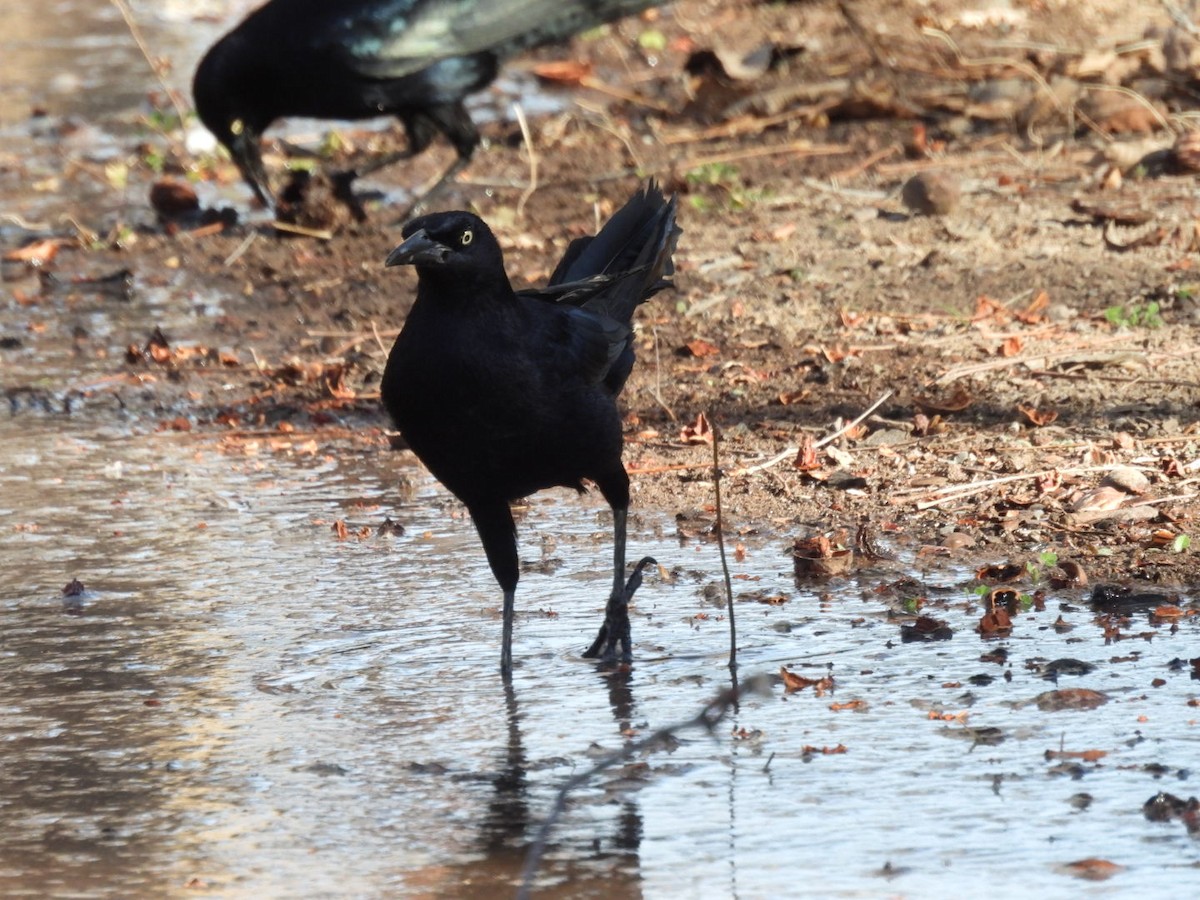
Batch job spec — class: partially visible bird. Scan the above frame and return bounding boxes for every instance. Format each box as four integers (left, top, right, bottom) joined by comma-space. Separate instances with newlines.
193, 0, 663, 210
381, 182, 680, 671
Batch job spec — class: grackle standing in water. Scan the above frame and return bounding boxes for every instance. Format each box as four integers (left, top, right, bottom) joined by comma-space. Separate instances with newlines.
381, 183, 679, 671
193, 0, 664, 210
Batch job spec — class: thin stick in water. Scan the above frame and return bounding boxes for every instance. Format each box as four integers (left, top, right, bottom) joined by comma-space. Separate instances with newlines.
711, 417, 737, 671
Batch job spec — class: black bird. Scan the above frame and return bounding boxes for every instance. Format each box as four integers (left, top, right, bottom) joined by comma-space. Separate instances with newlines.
381, 183, 679, 671
193, 0, 662, 209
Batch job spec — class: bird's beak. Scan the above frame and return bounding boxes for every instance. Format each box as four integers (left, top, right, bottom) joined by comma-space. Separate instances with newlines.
228, 129, 273, 209
385, 229, 451, 267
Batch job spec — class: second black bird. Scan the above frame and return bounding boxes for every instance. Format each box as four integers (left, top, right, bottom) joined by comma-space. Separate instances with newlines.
193, 0, 663, 209
382, 183, 680, 671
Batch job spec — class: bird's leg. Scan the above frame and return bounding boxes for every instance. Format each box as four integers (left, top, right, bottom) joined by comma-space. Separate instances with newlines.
400, 102, 481, 218
466, 501, 519, 674
584, 507, 657, 663
328, 148, 419, 218
501, 587, 515, 673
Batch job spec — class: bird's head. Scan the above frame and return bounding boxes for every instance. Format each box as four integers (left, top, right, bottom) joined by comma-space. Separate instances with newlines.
385, 212, 503, 274
193, 38, 274, 208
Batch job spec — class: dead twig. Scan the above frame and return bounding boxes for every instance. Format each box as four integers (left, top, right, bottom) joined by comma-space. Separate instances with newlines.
711, 418, 737, 671
815, 390, 894, 450
728, 390, 893, 477
369, 321, 391, 358
1028, 369, 1200, 390
512, 103, 538, 220
658, 104, 837, 145
899, 464, 1154, 511
109, 0, 190, 152
577, 75, 675, 113
222, 231, 258, 267
678, 140, 854, 173
934, 337, 1139, 385
271, 221, 334, 240
828, 143, 903, 182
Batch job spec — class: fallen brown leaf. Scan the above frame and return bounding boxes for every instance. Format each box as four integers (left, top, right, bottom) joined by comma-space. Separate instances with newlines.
681, 339, 720, 358
914, 388, 973, 414
680, 411, 713, 444
1058, 858, 1125, 882
1033, 688, 1109, 712
4, 237, 67, 266
780, 667, 834, 695
1018, 403, 1058, 427
830, 699, 868, 712
1045, 748, 1107, 762
531, 59, 593, 85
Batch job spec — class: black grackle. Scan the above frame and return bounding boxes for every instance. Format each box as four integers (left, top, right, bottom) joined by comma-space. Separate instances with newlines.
193, 0, 663, 210
381, 182, 679, 670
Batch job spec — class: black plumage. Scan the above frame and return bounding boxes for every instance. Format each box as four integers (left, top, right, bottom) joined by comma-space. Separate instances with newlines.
381, 183, 680, 670
193, 0, 662, 208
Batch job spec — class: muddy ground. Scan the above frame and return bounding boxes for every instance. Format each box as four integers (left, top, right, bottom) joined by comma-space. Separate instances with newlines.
6, 0, 1200, 590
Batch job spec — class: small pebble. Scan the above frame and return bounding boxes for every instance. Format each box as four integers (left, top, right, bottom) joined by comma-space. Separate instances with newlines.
901, 172, 960, 216
1103, 465, 1150, 496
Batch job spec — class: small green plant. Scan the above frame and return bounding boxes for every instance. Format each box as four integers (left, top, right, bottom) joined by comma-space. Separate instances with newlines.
1173, 533, 1191, 553
902, 596, 923, 614
968, 584, 990, 600
686, 162, 740, 188
143, 146, 166, 174
637, 28, 667, 52
1025, 550, 1058, 586
685, 162, 766, 212
1104, 300, 1163, 329
318, 130, 347, 158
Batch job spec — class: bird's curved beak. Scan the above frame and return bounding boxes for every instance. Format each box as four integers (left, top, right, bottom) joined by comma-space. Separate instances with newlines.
385, 229, 450, 267
228, 129, 273, 209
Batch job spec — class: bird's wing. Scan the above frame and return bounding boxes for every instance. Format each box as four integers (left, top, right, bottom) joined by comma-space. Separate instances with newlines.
536, 304, 628, 388
516, 268, 649, 308
331, 0, 653, 80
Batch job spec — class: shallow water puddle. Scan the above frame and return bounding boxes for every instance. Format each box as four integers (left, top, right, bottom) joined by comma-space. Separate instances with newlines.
1, 418, 1197, 897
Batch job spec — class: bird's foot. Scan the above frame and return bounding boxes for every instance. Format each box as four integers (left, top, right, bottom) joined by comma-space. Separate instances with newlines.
327, 170, 370, 222
583, 557, 656, 663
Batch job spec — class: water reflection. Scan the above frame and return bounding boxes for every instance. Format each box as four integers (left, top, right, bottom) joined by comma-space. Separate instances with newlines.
456, 668, 646, 898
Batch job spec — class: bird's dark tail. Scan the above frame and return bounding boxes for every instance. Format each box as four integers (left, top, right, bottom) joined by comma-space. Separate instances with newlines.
549, 181, 681, 327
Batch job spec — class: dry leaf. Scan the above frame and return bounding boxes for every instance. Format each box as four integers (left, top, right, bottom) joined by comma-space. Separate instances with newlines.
680, 411, 713, 444
1016, 290, 1050, 324
1034, 688, 1109, 712
979, 606, 1013, 637
829, 699, 868, 712
4, 237, 66, 266
914, 388, 973, 414
531, 59, 593, 85
1058, 859, 1125, 881
681, 339, 720, 358
1018, 404, 1058, 426
1044, 747, 1107, 762
780, 667, 834, 695
793, 435, 820, 471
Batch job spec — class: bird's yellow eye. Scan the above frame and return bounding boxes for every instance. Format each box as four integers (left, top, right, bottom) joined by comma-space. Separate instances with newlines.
230, 118, 244, 136
461, 229, 473, 246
